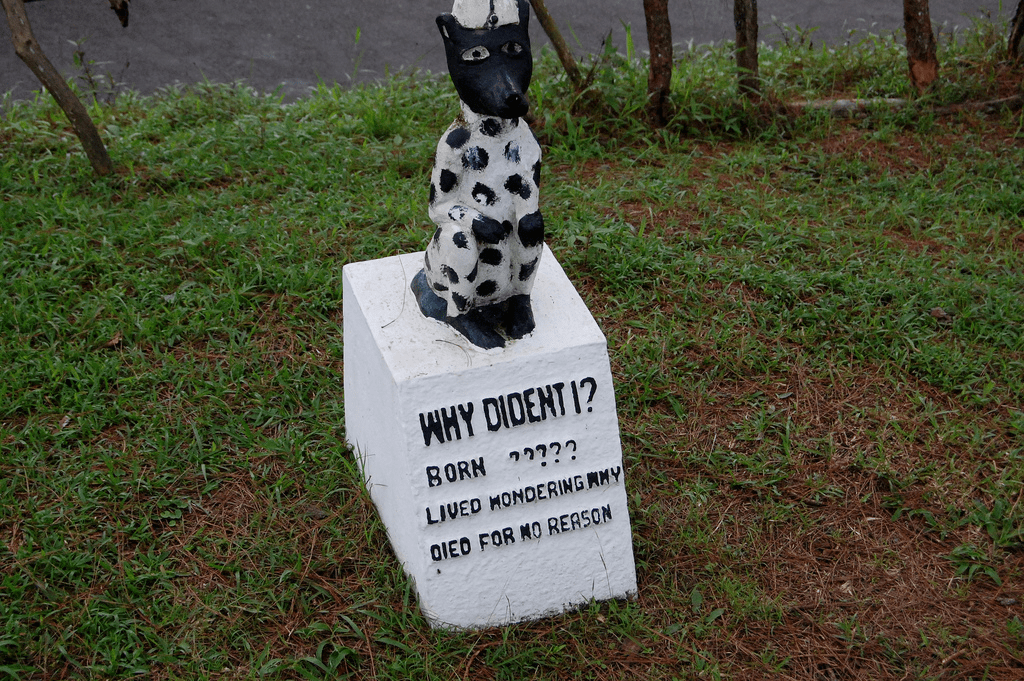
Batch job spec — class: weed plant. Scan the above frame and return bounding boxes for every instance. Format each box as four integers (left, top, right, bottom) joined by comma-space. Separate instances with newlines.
2, 19, 1023, 680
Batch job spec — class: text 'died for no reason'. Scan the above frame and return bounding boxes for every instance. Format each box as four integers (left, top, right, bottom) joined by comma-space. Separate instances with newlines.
429, 504, 615, 562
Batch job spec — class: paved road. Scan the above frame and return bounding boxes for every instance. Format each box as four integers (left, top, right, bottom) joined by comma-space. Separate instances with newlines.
1, 0, 1008, 101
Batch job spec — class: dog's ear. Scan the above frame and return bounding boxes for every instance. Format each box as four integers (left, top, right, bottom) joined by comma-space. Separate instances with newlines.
437, 13, 458, 41
516, 0, 530, 29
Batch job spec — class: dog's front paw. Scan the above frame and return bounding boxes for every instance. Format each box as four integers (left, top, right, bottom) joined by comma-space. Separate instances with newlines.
502, 294, 535, 339
447, 308, 506, 349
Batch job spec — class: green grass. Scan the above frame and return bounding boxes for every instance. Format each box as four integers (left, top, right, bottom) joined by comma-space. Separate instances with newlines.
2, 19, 1024, 680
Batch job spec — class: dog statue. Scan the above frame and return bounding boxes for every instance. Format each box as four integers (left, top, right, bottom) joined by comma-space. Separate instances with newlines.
411, 0, 544, 349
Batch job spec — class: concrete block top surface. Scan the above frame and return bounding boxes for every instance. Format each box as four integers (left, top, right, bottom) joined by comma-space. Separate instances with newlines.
342, 246, 606, 381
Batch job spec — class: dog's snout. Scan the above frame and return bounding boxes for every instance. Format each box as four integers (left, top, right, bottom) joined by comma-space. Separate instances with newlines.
498, 72, 529, 117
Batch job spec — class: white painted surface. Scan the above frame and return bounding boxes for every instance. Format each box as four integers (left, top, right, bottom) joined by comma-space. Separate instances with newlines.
452, 0, 520, 28
343, 246, 637, 629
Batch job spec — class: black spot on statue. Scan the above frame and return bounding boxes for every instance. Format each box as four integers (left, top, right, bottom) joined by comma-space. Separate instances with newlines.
462, 147, 489, 171
466, 263, 479, 283
480, 248, 503, 266
429, 183, 437, 205
452, 292, 470, 312
519, 257, 539, 281
439, 169, 458, 193
532, 160, 541, 188
432, 227, 442, 246
517, 211, 544, 248
424, 250, 431, 270
472, 183, 498, 207
447, 127, 471, 149
452, 232, 469, 249
504, 142, 521, 164
476, 280, 499, 297
432, 282, 449, 292
471, 214, 511, 244
505, 174, 531, 200
442, 264, 460, 284
481, 118, 503, 137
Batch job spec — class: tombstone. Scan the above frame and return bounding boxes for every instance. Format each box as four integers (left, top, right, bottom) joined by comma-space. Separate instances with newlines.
342, 0, 636, 629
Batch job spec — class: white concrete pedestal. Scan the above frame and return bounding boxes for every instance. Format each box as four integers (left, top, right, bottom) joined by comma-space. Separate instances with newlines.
343, 246, 637, 629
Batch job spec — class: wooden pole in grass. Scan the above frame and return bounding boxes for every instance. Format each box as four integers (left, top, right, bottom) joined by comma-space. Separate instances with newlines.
2, 0, 114, 176
903, 0, 939, 94
734, 0, 760, 99
643, 0, 673, 127
528, 0, 582, 91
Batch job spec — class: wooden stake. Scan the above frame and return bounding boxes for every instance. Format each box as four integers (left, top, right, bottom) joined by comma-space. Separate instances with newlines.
903, 0, 939, 94
1009, 0, 1024, 62
2, 0, 114, 176
643, 0, 672, 127
734, 0, 760, 99
528, 0, 582, 91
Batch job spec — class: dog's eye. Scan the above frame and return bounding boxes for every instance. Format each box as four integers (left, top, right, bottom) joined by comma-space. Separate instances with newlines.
461, 46, 490, 63
502, 41, 525, 56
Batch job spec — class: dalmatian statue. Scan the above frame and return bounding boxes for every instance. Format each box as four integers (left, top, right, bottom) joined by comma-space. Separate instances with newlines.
410, 0, 544, 350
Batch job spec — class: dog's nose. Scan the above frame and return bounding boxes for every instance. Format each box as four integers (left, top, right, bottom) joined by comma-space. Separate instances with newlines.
505, 92, 528, 116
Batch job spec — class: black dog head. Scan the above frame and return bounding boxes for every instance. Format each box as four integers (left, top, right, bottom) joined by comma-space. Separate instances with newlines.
437, 0, 533, 119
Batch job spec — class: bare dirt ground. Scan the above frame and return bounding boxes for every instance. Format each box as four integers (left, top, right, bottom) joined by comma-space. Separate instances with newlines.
1, 0, 1008, 101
